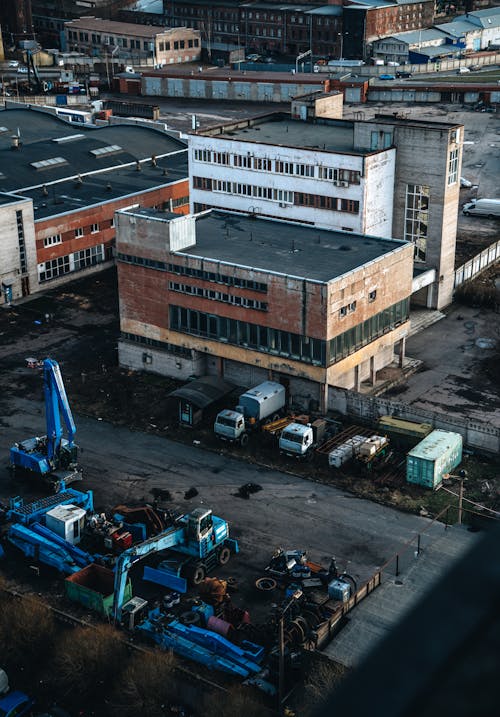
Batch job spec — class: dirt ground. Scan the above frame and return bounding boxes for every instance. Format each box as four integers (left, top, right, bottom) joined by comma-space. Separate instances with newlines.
1, 268, 498, 522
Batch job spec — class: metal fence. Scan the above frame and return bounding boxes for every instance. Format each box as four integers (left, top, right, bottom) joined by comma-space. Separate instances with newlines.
454, 239, 500, 288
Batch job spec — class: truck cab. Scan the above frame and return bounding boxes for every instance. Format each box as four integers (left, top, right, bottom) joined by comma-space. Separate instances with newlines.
214, 409, 247, 445
279, 422, 314, 459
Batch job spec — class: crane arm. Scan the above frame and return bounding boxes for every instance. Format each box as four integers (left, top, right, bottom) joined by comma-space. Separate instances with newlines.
43, 359, 76, 460
113, 523, 186, 623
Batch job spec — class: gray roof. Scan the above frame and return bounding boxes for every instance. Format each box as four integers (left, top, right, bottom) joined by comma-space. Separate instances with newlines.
169, 376, 235, 409
466, 7, 500, 29
390, 28, 448, 45
411, 44, 462, 58
18, 152, 188, 221
182, 210, 408, 284
0, 191, 28, 206
435, 20, 480, 37
0, 107, 187, 193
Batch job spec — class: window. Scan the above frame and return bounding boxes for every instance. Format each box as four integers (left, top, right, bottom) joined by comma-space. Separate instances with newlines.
75, 227, 84, 238
121, 331, 191, 357
405, 184, 429, 262
448, 148, 459, 185
370, 131, 392, 150
90, 223, 99, 233
16, 210, 27, 275
38, 255, 71, 282
368, 290, 377, 302
43, 234, 62, 247
169, 306, 325, 366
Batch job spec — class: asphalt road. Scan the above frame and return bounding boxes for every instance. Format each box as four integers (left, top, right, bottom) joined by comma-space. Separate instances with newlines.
0, 396, 441, 587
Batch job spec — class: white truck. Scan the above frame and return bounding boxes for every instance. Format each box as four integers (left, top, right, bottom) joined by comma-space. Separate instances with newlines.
214, 381, 286, 446
462, 198, 500, 218
279, 419, 326, 460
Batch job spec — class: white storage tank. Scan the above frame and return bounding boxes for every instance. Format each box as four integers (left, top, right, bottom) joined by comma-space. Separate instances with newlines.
406, 430, 463, 490
45, 504, 87, 545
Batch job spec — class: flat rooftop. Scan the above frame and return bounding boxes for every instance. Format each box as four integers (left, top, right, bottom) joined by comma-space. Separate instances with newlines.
20, 152, 188, 221
182, 210, 408, 283
0, 192, 25, 207
208, 116, 360, 154
199, 112, 461, 151
0, 107, 187, 192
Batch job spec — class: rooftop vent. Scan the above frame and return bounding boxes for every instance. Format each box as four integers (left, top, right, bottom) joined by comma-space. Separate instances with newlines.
31, 156, 68, 170
90, 144, 123, 158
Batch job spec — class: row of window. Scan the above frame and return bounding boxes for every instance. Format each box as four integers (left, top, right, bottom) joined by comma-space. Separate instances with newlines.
67, 30, 153, 51
43, 221, 111, 248
117, 252, 167, 271
339, 301, 357, 318
295, 193, 359, 214
116, 253, 268, 293
121, 332, 192, 358
38, 245, 105, 283
404, 184, 429, 262
17, 210, 27, 276
158, 38, 199, 51
328, 299, 409, 363
193, 150, 361, 184
169, 282, 268, 311
169, 305, 325, 366
169, 298, 409, 367
211, 178, 293, 204
168, 263, 268, 292
194, 177, 359, 213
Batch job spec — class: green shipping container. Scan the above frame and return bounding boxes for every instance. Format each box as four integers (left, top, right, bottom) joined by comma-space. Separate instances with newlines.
406, 430, 463, 489
65, 563, 132, 617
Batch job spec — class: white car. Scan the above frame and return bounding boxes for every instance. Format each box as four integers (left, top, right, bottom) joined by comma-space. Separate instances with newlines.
460, 177, 472, 188
456, 67, 470, 74
8, 60, 19, 68
17, 66, 28, 74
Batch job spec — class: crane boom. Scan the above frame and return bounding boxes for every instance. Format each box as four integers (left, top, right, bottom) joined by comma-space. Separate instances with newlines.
43, 358, 76, 459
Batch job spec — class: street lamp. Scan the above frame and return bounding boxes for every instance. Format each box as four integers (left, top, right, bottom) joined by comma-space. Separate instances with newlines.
337, 32, 343, 61
443, 469, 468, 525
278, 588, 302, 713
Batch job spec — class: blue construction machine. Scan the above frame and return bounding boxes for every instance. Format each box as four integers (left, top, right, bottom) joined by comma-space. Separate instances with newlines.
113, 507, 238, 624
10, 358, 81, 491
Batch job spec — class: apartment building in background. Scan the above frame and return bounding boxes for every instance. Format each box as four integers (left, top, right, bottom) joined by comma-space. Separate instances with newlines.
116, 208, 414, 410
0, 106, 188, 301
189, 112, 463, 310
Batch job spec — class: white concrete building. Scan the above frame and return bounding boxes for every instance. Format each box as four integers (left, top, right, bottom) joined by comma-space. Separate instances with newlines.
190, 117, 395, 238
189, 112, 463, 310
0, 193, 37, 305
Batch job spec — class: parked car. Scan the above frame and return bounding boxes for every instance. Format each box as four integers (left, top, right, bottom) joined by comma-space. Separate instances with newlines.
379, 74, 396, 80
246, 54, 261, 62
7, 60, 19, 68
456, 67, 470, 74
387, 61, 400, 66
396, 71, 412, 78
460, 177, 472, 188
17, 66, 28, 74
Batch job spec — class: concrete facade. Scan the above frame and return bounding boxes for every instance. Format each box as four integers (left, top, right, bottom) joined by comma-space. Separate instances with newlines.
0, 194, 37, 304
116, 208, 413, 411
189, 113, 463, 310
155, 27, 201, 66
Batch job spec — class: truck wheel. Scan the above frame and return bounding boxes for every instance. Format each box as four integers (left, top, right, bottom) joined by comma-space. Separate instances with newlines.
464, 211, 470, 216
240, 433, 249, 447
218, 546, 231, 565
272, 413, 281, 422
186, 563, 206, 585
488, 214, 494, 219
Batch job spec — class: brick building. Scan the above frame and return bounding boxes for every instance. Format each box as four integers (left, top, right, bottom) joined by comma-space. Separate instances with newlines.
343, 0, 435, 60
0, 106, 188, 301
64, 17, 200, 64
189, 112, 463, 310
116, 208, 413, 409
0, 0, 34, 43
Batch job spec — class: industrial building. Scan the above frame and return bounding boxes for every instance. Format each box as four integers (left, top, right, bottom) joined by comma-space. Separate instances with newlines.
0, 107, 188, 302
189, 112, 463, 310
116, 208, 414, 411
63, 17, 200, 65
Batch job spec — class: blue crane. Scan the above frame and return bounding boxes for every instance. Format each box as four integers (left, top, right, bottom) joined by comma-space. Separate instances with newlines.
113, 507, 238, 624
10, 358, 81, 491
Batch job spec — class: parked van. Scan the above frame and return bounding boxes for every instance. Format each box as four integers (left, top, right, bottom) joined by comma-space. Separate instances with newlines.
462, 198, 500, 218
